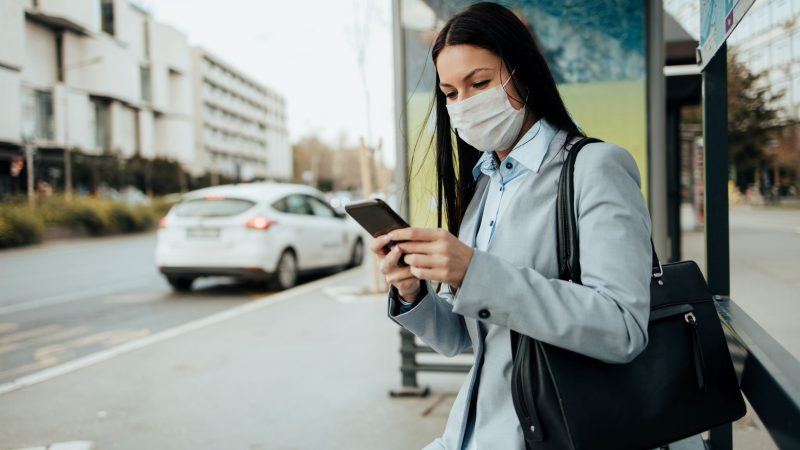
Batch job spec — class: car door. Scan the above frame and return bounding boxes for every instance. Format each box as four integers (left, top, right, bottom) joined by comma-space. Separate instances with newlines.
306, 195, 349, 266
279, 194, 327, 270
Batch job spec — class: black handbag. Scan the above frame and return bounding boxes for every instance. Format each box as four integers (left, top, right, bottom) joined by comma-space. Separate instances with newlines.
509, 137, 746, 450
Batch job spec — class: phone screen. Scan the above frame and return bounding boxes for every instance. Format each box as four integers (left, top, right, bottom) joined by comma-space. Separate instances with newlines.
345, 200, 410, 266
345, 200, 408, 237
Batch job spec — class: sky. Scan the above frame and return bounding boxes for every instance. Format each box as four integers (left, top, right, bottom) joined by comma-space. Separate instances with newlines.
139, 0, 397, 166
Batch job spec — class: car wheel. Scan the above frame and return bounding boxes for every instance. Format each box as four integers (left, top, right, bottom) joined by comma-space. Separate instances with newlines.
271, 250, 298, 290
348, 238, 364, 268
167, 276, 195, 292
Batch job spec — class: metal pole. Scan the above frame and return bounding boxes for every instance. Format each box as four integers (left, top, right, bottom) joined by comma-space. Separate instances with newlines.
64, 85, 73, 198
646, 0, 668, 259
702, 44, 730, 298
25, 141, 35, 206
702, 43, 733, 450
391, 0, 408, 220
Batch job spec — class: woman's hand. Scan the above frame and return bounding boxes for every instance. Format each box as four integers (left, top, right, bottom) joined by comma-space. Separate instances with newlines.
369, 235, 421, 301
389, 227, 474, 288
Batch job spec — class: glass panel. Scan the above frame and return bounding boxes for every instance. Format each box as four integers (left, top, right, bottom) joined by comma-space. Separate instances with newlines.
90, 100, 110, 150
140, 66, 152, 103
101, 0, 115, 35
285, 195, 312, 215
400, 0, 647, 226
307, 196, 336, 218
173, 198, 255, 218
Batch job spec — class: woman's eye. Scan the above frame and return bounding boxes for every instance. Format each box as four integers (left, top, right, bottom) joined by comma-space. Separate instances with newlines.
445, 92, 457, 99
473, 80, 489, 88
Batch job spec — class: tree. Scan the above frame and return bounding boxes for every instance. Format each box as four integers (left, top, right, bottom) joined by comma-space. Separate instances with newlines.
726, 51, 789, 191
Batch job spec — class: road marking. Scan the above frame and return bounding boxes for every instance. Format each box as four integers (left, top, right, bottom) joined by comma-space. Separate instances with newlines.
10, 440, 94, 450
0, 268, 363, 397
323, 285, 385, 304
0, 279, 152, 316
0, 325, 90, 355
0, 325, 62, 345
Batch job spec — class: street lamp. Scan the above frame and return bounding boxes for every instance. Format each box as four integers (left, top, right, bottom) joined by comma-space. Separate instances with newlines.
62, 55, 103, 198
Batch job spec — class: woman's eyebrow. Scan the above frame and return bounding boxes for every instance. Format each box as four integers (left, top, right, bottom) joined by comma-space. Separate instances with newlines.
439, 67, 494, 88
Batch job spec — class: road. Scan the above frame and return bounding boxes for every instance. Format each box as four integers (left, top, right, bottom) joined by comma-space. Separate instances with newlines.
0, 232, 327, 386
682, 204, 800, 360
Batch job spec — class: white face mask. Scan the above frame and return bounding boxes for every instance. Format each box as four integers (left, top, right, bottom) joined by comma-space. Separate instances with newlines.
445, 70, 526, 152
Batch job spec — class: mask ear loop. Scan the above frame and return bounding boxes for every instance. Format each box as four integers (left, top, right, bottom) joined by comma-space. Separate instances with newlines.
502, 67, 528, 107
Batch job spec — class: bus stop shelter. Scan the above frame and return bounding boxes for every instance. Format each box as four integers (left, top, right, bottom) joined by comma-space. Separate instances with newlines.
390, 1, 800, 448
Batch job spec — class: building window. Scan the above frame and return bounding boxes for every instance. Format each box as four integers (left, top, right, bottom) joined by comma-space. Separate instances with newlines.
143, 19, 150, 60
140, 66, 151, 103
22, 87, 54, 141
101, 0, 115, 36
773, 37, 790, 67
90, 99, 110, 150
793, 74, 800, 104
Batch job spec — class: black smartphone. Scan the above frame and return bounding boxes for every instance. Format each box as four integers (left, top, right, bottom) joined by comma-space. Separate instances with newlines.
344, 198, 409, 266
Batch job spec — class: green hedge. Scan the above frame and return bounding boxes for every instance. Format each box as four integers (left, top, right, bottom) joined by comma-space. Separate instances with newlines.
0, 207, 45, 248
0, 196, 173, 248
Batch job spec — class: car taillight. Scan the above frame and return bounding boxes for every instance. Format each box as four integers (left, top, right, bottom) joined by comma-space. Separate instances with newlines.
245, 216, 275, 231
158, 216, 169, 228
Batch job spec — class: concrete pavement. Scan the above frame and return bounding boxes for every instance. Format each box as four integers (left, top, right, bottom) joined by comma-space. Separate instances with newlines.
2, 203, 794, 449
0, 266, 462, 449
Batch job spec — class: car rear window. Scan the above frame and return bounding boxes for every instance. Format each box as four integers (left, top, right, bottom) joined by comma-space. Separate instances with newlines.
173, 197, 256, 218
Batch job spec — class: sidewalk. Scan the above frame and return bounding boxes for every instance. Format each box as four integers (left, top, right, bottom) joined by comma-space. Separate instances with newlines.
0, 266, 463, 450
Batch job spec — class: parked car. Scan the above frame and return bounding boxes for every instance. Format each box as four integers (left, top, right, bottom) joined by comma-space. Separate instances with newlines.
156, 182, 365, 292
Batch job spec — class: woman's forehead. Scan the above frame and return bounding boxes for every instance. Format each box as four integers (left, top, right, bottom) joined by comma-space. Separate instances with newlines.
436, 45, 503, 81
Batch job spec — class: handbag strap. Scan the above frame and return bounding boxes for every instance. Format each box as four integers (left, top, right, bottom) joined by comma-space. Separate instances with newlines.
557, 137, 662, 284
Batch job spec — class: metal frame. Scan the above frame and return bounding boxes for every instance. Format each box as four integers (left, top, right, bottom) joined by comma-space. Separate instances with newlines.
647, 0, 669, 261
390, 4, 800, 448
703, 42, 800, 450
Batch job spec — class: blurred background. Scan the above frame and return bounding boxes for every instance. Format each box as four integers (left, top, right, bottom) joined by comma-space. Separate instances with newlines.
0, 0, 797, 449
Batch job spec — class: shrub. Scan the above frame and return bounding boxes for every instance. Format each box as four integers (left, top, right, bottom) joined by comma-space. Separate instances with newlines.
70, 199, 113, 235
0, 194, 167, 248
0, 206, 44, 248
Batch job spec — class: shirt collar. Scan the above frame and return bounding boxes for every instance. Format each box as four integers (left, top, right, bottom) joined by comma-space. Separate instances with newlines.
471, 118, 558, 180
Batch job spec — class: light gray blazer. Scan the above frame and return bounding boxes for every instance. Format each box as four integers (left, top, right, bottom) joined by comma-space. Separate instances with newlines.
387, 130, 704, 450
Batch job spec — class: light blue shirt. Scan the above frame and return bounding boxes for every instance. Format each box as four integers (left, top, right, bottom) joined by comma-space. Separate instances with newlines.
472, 118, 558, 251
395, 120, 557, 312
462, 118, 558, 450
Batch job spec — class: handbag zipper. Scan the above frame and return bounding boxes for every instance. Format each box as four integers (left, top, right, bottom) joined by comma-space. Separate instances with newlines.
685, 312, 707, 391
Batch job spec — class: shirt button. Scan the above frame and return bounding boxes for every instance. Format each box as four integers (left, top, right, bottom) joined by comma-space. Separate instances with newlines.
505, 162, 513, 169
499, 185, 504, 191
478, 309, 491, 319
489, 220, 494, 226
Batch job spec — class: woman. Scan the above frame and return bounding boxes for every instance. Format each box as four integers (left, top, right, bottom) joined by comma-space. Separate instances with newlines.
369, 3, 702, 450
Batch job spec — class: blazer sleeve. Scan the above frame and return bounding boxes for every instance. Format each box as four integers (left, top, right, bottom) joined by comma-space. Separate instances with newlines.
451, 143, 652, 364
387, 280, 472, 357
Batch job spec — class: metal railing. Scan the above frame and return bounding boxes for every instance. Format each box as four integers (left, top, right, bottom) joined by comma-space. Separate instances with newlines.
715, 296, 800, 449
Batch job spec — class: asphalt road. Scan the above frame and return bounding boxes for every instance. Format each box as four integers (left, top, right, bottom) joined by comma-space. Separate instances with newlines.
681, 205, 800, 360
0, 232, 328, 386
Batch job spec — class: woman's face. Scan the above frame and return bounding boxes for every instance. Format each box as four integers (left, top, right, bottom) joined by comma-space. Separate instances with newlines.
436, 44, 525, 110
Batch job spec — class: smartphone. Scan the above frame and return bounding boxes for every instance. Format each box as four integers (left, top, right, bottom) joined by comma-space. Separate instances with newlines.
344, 198, 409, 266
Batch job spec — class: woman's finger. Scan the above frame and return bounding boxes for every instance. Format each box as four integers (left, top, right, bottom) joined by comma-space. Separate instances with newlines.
387, 227, 442, 243
404, 253, 446, 269
395, 240, 440, 255
369, 235, 391, 254
382, 245, 403, 271
409, 266, 444, 282
387, 269, 415, 285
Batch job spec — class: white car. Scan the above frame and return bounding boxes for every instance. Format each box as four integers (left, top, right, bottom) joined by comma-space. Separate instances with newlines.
156, 182, 365, 291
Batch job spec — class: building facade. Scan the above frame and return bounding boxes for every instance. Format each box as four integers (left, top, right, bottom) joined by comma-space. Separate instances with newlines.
191, 48, 291, 181
666, 0, 800, 119
0, 0, 289, 196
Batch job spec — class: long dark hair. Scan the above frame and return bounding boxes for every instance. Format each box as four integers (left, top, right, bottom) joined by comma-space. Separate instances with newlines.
430, 2, 583, 234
